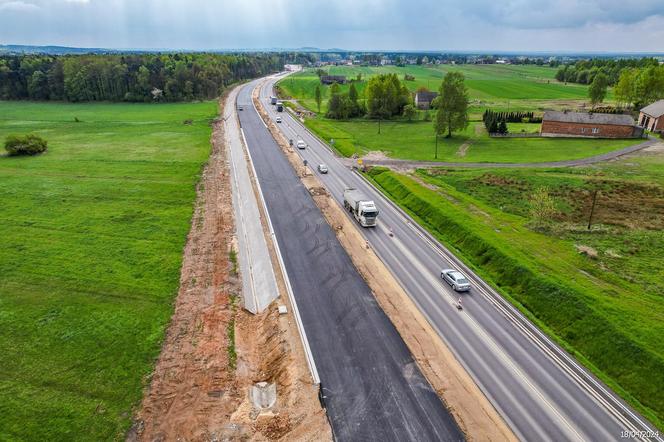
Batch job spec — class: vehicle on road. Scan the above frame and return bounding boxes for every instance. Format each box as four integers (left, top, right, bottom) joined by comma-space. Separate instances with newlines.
318, 164, 328, 174
289, 139, 293, 147
296, 139, 306, 149
276, 116, 282, 123
276, 101, 284, 112
270, 96, 277, 105
238, 105, 243, 111
343, 188, 378, 227
441, 269, 471, 292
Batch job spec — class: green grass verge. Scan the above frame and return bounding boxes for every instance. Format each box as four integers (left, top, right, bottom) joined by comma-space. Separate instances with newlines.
304, 118, 639, 163
366, 166, 664, 429
0, 100, 217, 440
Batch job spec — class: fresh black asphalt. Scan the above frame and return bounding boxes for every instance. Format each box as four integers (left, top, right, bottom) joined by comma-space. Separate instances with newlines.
237, 82, 464, 441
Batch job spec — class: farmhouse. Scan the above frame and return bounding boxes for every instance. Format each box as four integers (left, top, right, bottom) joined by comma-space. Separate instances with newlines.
320, 75, 347, 85
638, 100, 664, 133
541, 111, 642, 138
414, 91, 438, 110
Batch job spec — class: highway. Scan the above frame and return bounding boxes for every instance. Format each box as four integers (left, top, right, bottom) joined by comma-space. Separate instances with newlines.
236, 80, 464, 441
257, 73, 663, 442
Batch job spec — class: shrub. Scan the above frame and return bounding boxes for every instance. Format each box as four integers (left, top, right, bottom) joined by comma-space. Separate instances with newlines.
4, 134, 48, 156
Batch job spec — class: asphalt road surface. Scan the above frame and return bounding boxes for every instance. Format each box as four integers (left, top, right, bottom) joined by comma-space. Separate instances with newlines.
236, 80, 464, 441
259, 73, 662, 442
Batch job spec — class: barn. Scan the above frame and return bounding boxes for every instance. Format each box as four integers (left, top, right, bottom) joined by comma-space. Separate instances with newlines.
638, 100, 664, 133
541, 111, 643, 138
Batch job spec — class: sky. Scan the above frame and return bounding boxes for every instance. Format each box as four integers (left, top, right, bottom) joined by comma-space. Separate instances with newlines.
0, 0, 663, 53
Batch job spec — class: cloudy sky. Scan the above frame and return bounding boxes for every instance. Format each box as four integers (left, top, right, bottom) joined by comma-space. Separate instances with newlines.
0, 0, 663, 52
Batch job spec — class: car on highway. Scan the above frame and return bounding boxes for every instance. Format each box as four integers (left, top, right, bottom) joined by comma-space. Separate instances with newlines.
441, 269, 471, 292
318, 164, 328, 174
238, 105, 243, 111
276, 116, 282, 123
296, 140, 306, 149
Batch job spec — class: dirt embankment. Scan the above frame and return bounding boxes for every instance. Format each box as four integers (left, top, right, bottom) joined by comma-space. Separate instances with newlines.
129, 87, 330, 441
254, 86, 517, 442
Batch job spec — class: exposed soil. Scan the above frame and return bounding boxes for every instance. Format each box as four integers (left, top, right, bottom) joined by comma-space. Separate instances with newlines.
456, 141, 473, 157
361, 150, 391, 162
254, 86, 517, 442
128, 87, 330, 442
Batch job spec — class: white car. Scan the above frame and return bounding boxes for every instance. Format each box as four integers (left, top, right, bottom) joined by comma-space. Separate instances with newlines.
276, 116, 282, 123
296, 140, 306, 149
441, 269, 471, 292
318, 164, 329, 174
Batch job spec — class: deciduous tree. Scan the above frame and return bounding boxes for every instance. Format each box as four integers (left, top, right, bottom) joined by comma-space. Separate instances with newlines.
529, 187, 556, 228
589, 72, 608, 106
434, 72, 469, 138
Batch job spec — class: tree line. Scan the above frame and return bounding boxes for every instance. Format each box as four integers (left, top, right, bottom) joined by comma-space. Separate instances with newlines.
0, 53, 292, 102
614, 65, 664, 108
555, 58, 659, 85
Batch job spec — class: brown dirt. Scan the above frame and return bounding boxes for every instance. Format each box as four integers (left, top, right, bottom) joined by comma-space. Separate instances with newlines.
361, 150, 391, 162
456, 141, 473, 157
254, 85, 517, 442
128, 87, 330, 442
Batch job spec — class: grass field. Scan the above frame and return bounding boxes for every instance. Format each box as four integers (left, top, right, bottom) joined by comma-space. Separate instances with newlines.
278, 64, 609, 114
305, 118, 639, 162
0, 100, 217, 440
365, 149, 664, 429
279, 65, 633, 163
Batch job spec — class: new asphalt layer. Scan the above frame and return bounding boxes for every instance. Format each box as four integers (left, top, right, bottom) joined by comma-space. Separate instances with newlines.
236, 80, 464, 441
258, 73, 663, 442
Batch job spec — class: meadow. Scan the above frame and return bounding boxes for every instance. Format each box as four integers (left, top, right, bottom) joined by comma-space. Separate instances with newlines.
279, 65, 633, 163
0, 100, 217, 440
305, 118, 638, 162
366, 149, 664, 429
278, 64, 607, 114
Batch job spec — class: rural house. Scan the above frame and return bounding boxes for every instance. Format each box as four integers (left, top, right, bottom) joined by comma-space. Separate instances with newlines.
414, 91, 438, 110
638, 100, 664, 133
541, 111, 642, 138
320, 75, 347, 85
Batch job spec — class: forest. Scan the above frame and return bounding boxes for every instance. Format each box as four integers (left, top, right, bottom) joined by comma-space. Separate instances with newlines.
0, 53, 312, 102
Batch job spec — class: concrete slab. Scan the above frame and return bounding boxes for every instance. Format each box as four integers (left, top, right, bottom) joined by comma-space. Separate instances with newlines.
225, 87, 279, 314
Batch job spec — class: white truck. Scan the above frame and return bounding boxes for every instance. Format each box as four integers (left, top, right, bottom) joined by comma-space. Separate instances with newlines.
343, 188, 378, 227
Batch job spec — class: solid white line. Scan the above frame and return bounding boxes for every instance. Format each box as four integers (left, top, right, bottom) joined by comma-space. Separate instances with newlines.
263, 74, 662, 441
243, 85, 320, 384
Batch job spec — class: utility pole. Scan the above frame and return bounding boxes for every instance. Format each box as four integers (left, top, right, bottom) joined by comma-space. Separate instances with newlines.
587, 190, 599, 230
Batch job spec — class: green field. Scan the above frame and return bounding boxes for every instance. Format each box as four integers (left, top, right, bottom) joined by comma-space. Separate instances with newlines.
278, 64, 608, 114
279, 65, 633, 163
366, 150, 664, 429
0, 100, 216, 440
305, 118, 638, 162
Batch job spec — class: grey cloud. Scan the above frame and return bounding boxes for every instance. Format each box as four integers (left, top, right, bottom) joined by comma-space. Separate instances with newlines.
0, 0, 662, 51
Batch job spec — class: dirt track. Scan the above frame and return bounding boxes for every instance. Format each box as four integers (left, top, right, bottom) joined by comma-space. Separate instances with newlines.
128, 88, 330, 442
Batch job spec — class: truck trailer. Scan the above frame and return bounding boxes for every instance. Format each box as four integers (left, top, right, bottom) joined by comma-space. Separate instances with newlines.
343, 188, 378, 227
270, 96, 278, 105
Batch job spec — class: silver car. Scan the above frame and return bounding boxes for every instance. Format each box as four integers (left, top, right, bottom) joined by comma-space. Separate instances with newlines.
318, 164, 328, 174
276, 116, 282, 123
441, 269, 471, 292
296, 140, 306, 149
